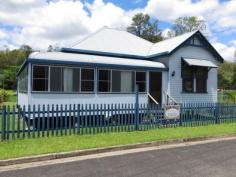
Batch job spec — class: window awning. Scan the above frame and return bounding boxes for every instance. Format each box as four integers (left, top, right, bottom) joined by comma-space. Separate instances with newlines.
183, 58, 218, 68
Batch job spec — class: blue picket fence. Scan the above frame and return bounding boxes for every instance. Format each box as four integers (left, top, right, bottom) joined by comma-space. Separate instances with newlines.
1, 103, 236, 141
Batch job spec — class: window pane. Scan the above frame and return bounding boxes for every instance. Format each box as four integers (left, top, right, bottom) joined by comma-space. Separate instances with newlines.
137, 82, 146, 92
32, 65, 48, 91
99, 70, 110, 80
136, 72, 146, 81
81, 81, 94, 92
196, 78, 207, 93
33, 65, 48, 78
98, 70, 111, 92
63, 68, 73, 92
33, 79, 48, 91
136, 72, 146, 92
50, 67, 63, 92
112, 71, 121, 92
121, 71, 134, 92
81, 68, 94, 80
73, 68, 80, 92
183, 78, 193, 92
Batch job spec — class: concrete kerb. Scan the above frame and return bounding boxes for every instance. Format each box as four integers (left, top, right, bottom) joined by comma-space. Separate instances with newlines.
1, 134, 236, 167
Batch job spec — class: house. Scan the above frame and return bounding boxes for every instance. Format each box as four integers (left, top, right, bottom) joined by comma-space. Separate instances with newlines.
17, 27, 224, 107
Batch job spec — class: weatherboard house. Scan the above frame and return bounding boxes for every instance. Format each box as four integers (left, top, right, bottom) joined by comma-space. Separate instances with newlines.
17, 27, 224, 107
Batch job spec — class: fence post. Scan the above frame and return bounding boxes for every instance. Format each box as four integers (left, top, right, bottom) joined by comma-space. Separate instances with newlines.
215, 103, 220, 124
1, 106, 6, 141
135, 85, 139, 131
179, 103, 183, 126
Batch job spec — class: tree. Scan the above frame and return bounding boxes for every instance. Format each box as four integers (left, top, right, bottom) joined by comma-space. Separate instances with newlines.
171, 16, 207, 36
127, 13, 163, 43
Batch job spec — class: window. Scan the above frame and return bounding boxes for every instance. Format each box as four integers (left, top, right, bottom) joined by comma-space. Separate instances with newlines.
50, 67, 63, 92
136, 72, 146, 92
81, 68, 94, 92
32, 65, 48, 91
112, 70, 121, 92
98, 70, 111, 92
112, 70, 134, 93
63, 68, 80, 92
182, 65, 194, 93
18, 66, 28, 93
196, 67, 208, 93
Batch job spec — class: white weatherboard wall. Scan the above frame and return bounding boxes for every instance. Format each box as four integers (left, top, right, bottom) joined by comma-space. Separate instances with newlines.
167, 45, 219, 103
28, 93, 148, 106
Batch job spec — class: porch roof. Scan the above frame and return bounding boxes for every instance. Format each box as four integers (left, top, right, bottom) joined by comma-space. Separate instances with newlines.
27, 52, 167, 70
183, 58, 218, 68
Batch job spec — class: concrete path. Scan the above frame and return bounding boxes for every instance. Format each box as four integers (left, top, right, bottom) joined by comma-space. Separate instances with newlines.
1, 137, 236, 177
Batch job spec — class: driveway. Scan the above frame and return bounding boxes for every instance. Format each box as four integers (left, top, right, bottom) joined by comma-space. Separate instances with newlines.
1, 138, 236, 177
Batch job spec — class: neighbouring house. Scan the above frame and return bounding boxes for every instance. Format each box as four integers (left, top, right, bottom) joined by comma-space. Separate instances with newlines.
17, 27, 224, 107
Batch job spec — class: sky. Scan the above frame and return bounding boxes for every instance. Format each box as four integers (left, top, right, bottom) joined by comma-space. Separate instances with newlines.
0, 0, 235, 61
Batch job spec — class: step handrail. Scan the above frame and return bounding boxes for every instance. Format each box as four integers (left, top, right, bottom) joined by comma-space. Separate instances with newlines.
147, 92, 159, 105
164, 91, 178, 105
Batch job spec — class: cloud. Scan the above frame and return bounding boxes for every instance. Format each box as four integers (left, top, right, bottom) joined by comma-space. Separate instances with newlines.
0, 0, 235, 58
0, 0, 135, 50
213, 41, 236, 62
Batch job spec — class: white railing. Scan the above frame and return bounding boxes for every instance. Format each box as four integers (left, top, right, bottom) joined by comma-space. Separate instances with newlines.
164, 91, 179, 105
147, 92, 159, 105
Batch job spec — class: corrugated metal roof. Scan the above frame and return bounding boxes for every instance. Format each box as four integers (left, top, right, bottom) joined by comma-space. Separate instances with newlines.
148, 31, 197, 56
69, 27, 198, 57
71, 27, 153, 57
28, 52, 166, 69
183, 58, 218, 68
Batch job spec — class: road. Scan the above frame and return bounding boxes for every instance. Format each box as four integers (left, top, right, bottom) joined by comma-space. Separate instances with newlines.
1, 139, 236, 177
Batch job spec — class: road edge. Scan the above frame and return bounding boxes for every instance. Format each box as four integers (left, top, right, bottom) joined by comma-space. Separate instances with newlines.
1, 134, 236, 166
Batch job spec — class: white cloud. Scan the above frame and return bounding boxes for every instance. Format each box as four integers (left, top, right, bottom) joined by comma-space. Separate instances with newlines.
0, 0, 135, 50
213, 42, 236, 62
0, 0, 235, 56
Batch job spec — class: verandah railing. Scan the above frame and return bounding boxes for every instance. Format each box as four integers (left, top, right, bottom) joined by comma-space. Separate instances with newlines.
1, 103, 236, 141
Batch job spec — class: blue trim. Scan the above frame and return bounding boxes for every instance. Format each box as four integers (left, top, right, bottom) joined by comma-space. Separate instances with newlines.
27, 58, 168, 71
62, 47, 170, 60
16, 59, 28, 76
61, 48, 148, 60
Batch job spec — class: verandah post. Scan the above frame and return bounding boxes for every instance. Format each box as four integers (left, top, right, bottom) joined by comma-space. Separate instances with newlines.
135, 85, 139, 131
1, 105, 6, 141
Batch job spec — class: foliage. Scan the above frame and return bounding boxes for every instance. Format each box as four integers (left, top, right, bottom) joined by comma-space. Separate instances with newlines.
0, 89, 9, 102
0, 45, 31, 90
218, 61, 236, 89
169, 16, 207, 37
127, 13, 163, 43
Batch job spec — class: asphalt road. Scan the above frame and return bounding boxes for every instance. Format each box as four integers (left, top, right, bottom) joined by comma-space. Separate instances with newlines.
1, 139, 236, 177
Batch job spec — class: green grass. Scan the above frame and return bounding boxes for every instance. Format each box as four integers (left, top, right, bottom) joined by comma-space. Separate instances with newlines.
1, 123, 236, 160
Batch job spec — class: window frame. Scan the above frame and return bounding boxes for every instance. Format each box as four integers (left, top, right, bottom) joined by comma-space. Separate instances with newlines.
98, 69, 112, 93
111, 69, 135, 94
80, 68, 95, 93
135, 71, 147, 93
181, 63, 194, 93
62, 66, 80, 93
195, 67, 208, 93
32, 64, 49, 92
18, 65, 28, 93
181, 61, 208, 94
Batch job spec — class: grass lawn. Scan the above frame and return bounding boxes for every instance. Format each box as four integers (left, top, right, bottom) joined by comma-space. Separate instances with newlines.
1, 123, 236, 160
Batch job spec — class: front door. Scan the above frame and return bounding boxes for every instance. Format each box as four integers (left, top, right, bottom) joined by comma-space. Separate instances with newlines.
149, 72, 162, 105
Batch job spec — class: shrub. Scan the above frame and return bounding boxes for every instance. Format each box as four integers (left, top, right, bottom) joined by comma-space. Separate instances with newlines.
0, 89, 9, 102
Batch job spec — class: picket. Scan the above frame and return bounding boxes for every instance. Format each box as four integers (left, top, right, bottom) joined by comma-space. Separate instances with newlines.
0, 102, 236, 141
